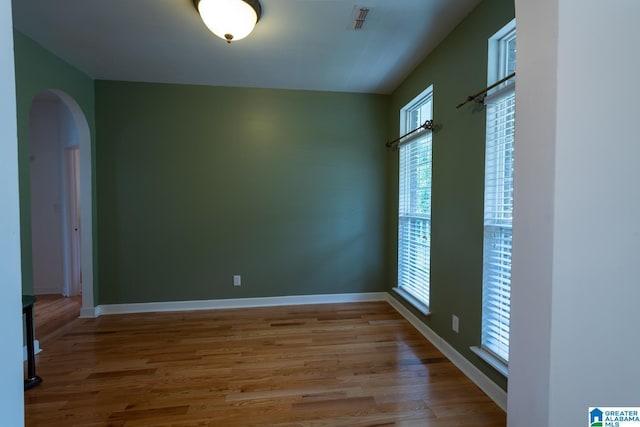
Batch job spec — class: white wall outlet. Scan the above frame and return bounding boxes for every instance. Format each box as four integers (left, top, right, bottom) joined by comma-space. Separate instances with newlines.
233, 275, 241, 287
452, 315, 459, 333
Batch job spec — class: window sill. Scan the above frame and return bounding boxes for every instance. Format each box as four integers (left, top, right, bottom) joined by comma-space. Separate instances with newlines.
392, 287, 431, 317
470, 346, 509, 377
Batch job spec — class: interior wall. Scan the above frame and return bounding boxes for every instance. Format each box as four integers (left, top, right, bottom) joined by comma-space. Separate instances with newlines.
509, 0, 640, 425
13, 31, 96, 300
58, 96, 80, 297
28, 98, 65, 294
96, 81, 390, 304
59, 98, 78, 148
0, 0, 25, 421
507, 0, 557, 423
387, 0, 515, 391
550, 0, 640, 415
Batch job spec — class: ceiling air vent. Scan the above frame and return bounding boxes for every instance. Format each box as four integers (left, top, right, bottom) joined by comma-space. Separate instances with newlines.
353, 7, 370, 30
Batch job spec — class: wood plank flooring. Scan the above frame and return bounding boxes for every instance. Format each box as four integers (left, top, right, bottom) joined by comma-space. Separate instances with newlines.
34, 294, 82, 346
24, 301, 505, 426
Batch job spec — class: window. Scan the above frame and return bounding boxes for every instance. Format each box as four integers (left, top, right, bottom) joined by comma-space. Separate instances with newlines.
480, 20, 515, 370
395, 87, 433, 313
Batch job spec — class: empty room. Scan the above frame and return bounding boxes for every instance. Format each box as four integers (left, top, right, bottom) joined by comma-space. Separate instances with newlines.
1, 0, 639, 426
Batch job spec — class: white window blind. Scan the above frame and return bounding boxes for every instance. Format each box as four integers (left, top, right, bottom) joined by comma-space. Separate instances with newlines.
397, 89, 433, 311
481, 81, 515, 363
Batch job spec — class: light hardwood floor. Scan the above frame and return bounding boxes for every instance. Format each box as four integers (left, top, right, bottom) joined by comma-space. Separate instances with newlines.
33, 294, 82, 346
25, 301, 506, 426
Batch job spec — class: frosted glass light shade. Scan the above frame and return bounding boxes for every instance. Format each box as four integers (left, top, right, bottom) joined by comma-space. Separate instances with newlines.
196, 0, 259, 43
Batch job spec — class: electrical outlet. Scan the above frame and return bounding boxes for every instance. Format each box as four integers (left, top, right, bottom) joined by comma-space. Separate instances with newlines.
233, 275, 241, 287
452, 315, 459, 333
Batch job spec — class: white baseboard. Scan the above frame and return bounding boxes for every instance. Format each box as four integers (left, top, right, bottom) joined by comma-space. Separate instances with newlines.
79, 306, 98, 318
384, 295, 508, 411
95, 292, 388, 316
23, 340, 41, 361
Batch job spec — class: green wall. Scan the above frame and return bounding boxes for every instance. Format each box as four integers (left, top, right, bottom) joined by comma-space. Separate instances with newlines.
387, 0, 515, 390
12, 31, 97, 297
95, 81, 389, 304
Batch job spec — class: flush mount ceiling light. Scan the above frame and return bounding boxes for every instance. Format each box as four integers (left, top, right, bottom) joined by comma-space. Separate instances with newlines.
193, 0, 262, 44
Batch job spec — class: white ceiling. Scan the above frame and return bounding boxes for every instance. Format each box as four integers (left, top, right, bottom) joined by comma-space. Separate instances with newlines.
11, 0, 481, 94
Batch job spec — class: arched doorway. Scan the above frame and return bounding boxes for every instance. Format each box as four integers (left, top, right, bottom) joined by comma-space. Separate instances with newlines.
28, 89, 94, 318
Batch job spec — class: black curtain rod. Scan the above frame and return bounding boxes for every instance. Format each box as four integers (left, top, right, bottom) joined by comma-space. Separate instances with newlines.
456, 72, 516, 109
386, 120, 433, 148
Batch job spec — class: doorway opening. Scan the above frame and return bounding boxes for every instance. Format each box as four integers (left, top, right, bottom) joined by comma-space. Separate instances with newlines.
28, 89, 94, 323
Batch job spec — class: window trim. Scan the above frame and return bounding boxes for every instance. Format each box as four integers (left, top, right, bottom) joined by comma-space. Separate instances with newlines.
487, 18, 516, 84
392, 287, 430, 317
395, 85, 434, 314
474, 19, 516, 377
470, 346, 509, 377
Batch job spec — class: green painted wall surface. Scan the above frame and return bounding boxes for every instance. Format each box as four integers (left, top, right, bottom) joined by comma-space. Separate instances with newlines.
96, 81, 389, 304
388, 0, 515, 390
13, 31, 97, 298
